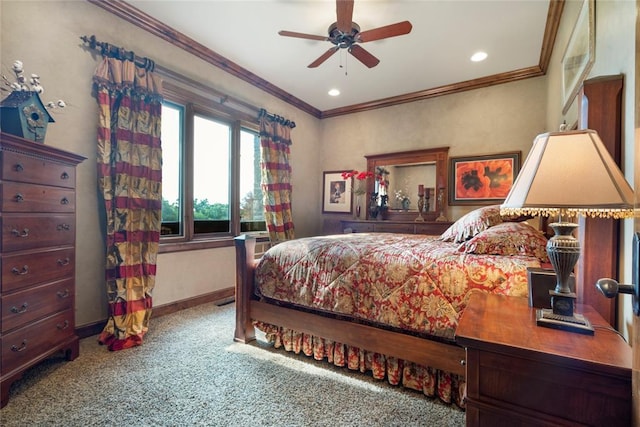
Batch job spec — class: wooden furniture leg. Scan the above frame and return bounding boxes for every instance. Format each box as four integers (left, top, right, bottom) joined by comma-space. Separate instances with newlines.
234, 234, 257, 343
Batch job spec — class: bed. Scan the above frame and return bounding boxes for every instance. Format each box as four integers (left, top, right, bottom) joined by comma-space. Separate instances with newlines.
234, 206, 549, 407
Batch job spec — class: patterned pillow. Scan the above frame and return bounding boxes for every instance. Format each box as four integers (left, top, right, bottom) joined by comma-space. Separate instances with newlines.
439, 205, 504, 243
458, 221, 549, 262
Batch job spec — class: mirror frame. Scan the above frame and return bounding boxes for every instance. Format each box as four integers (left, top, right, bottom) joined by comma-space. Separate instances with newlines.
365, 147, 449, 221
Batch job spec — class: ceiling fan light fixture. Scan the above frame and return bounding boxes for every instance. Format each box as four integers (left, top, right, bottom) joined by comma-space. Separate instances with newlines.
328, 88, 341, 96
278, 0, 411, 69
471, 51, 488, 62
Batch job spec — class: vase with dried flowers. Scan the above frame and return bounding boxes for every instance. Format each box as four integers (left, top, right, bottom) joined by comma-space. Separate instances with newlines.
341, 170, 374, 219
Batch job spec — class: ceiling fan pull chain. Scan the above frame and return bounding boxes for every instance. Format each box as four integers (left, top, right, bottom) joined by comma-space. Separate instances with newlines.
338, 49, 348, 75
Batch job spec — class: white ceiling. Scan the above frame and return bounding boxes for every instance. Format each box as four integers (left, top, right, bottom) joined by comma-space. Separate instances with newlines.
126, 0, 552, 113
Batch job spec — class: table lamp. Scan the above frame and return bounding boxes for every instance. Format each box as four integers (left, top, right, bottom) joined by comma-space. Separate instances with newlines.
501, 129, 634, 334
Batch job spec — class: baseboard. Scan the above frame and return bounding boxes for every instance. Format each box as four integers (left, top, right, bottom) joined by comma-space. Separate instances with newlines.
75, 287, 235, 339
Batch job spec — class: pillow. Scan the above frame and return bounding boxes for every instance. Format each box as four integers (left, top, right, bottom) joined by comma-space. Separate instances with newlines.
439, 205, 504, 243
458, 221, 549, 262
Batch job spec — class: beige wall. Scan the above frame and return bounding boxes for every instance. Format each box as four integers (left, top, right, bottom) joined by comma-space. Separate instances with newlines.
319, 77, 548, 221
1, 1, 636, 333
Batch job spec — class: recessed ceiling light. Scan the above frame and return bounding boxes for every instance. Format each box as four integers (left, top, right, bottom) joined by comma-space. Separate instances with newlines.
328, 88, 340, 96
471, 51, 488, 62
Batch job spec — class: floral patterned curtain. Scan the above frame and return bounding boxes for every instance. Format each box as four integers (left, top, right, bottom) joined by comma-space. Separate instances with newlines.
93, 57, 163, 351
260, 114, 295, 242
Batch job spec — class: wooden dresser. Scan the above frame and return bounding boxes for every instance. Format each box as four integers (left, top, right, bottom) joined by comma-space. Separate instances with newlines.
456, 292, 632, 426
341, 219, 452, 235
0, 132, 85, 408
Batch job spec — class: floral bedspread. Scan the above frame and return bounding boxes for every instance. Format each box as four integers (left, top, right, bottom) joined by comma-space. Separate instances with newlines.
255, 233, 542, 340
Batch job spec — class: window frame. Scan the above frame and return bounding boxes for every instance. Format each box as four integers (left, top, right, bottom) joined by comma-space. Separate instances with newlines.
160, 81, 262, 253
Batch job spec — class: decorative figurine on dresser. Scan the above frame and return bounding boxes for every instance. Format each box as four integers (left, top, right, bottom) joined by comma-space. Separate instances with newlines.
0, 132, 85, 408
0, 59, 66, 144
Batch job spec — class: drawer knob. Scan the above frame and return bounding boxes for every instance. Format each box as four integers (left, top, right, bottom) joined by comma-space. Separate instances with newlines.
460, 359, 466, 366
57, 320, 70, 330
57, 289, 70, 298
61, 171, 70, 180
14, 163, 24, 172
11, 227, 29, 238
11, 265, 29, 275
57, 257, 70, 266
11, 340, 27, 352
14, 193, 24, 203
60, 197, 70, 205
10, 302, 28, 314
57, 223, 71, 231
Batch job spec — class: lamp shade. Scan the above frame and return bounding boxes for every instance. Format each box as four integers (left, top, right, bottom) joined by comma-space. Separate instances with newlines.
501, 130, 634, 219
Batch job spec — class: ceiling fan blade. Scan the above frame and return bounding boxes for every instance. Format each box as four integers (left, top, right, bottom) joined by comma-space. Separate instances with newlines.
308, 46, 339, 68
278, 30, 329, 42
349, 44, 380, 68
357, 21, 413, 43
336, 0, 354, 33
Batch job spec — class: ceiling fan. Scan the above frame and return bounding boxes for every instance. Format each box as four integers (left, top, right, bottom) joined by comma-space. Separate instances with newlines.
278, 0, 412, 69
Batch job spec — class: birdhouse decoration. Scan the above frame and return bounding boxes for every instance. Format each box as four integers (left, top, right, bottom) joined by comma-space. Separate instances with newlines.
0, 90, 54, 142
1, 60, 65, 143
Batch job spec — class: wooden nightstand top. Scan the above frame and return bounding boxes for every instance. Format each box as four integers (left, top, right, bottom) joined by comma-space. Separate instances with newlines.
456, 292, 632, 376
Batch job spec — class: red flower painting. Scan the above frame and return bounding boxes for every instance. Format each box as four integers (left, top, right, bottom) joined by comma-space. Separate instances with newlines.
450, 153, 520, 204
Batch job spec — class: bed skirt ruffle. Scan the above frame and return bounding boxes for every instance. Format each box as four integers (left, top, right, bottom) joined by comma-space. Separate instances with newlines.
255, 321, 465, 409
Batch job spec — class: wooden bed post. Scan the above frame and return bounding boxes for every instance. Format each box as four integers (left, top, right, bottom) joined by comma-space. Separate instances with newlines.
234, 235, 257, 343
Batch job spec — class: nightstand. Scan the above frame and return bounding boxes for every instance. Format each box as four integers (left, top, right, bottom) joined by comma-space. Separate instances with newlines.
456, 292, 631, 427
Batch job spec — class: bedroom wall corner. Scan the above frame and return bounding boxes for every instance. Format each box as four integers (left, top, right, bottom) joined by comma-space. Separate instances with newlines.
0, 0, 324, 329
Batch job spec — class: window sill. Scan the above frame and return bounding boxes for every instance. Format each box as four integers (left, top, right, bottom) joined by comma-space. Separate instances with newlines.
159, 237, 234, 254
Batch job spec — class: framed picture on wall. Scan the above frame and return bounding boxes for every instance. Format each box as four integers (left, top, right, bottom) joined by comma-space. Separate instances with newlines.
322, 170, 353, 214
449, 152, 521, 205
561, 0, 595, 115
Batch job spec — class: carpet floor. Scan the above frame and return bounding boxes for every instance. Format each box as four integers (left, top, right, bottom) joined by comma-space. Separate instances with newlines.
0, 302, 465, 426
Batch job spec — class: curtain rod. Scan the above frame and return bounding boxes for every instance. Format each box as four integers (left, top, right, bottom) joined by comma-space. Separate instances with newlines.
258, 109, 296, 129
80, 35, 156, 71
80, 35, 295, 129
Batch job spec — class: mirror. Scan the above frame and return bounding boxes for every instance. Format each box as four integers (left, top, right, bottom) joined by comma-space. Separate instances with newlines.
365, 147, 449, 221
379, 163, 437, 211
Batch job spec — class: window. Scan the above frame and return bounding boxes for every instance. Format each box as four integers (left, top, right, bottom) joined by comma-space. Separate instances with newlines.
160, 85, 265, 251
239, 129, 265, 231
160, 101, 183, 236
192, 114, 231, 234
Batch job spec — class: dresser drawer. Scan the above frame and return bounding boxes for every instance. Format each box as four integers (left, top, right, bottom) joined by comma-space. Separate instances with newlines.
1, 182, 75, 213
374, 223, 415, 233
1, 248, 74, 293
1, 309, 75, 376
414, 222, 451, 236
1, 278, 74, 333
1, 150, 76, 189
467, 347, 631, 426
2, 182, 76, 213
1, 214, 75, 252
341, 220, 453, 236
342, 221, 375, 233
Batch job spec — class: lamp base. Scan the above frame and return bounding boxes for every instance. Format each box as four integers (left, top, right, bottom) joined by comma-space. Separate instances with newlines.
549, 290, 577, 316
536, 308, 594, 335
